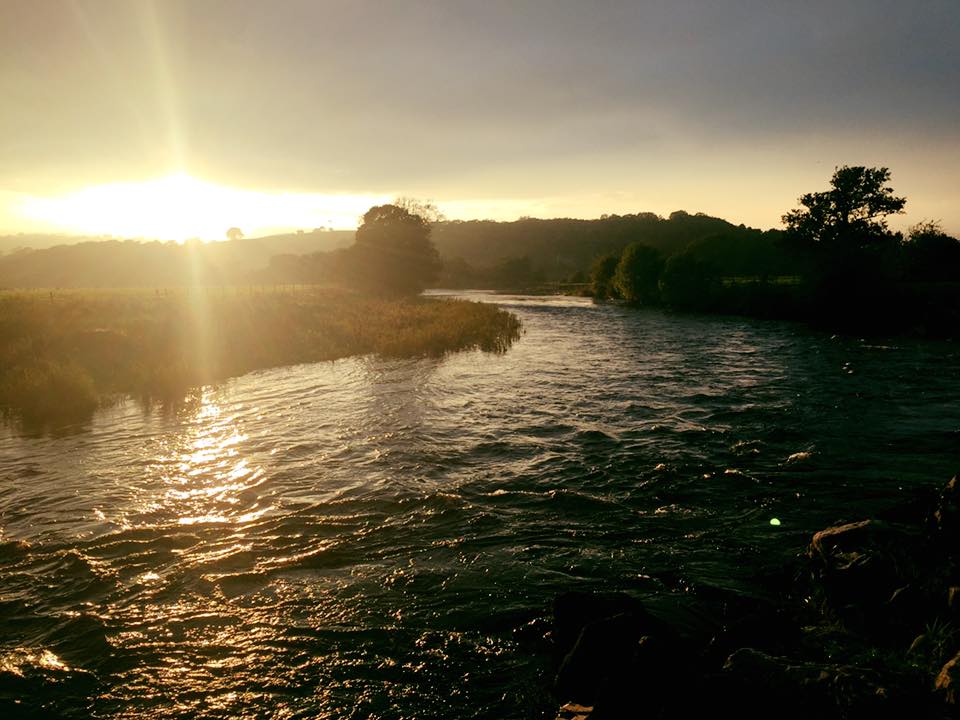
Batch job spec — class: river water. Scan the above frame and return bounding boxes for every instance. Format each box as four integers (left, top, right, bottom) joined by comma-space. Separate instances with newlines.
1, 293, 958, 718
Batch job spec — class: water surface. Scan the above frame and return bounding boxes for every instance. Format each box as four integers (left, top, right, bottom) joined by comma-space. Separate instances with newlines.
1, 293, 958, 718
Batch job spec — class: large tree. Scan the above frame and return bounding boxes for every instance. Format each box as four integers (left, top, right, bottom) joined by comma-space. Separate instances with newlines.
783, 166, 908, 322
347, 203, 442, 296
658, 250, 718, 309
590, 253, 620, 299
782, 166, 906, 247
613, 242, 663, 304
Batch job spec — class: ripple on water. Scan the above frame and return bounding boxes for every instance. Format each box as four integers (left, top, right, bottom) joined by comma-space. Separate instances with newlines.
1, 295, 959, 718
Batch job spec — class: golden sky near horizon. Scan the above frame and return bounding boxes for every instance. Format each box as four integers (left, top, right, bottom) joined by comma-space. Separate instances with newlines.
2, 0, 958, 239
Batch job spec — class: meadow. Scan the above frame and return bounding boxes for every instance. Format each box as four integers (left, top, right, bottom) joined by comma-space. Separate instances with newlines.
0, 287, 521, 425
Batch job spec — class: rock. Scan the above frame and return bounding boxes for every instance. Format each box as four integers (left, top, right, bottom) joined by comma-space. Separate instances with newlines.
722, 648, 902, 717
552, 591, 705, 717
808, 519, 927, 631
936, 651, 960, 705
553, 592, 647, 656
555, 615, 687, 718
721, 648, 830, 716
809, 519, 883, 562
886, 583, 939, 635
555, 612, 646, 703
556, 702, 593, 720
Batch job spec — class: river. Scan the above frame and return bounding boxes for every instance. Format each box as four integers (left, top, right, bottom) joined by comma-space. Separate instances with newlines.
1, 292, 958, 718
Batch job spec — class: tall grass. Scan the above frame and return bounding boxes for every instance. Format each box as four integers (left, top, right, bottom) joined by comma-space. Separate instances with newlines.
0, 288, 521, 424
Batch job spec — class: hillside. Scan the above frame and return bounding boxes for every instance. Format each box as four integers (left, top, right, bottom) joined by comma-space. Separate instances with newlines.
0, 213, 789, 289
0, 230, 353, 288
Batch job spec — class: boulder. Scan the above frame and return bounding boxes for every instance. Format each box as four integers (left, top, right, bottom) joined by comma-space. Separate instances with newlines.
808, 519, 926, 630
722, 648, 903, 718
555, 612, 646, 703
721, 648, 831, 717
810, 519, 886, 562
553, 592, 648, 656
556, 702, 593, 720
558, 627, 681, 719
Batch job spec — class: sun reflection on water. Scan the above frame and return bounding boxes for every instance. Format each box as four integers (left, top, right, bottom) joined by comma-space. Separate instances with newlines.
0, 648, 71, 677
148, 391, 270, 528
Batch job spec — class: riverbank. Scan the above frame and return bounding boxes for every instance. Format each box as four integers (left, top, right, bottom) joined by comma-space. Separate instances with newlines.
551, 475, 960, 718
577, 279, 960, 341
0, 288, 521, 425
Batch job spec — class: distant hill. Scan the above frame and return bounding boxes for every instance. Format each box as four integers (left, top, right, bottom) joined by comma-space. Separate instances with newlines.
0, 233, 113, 255
0, 230, 353, 288
0, 213, 790, 289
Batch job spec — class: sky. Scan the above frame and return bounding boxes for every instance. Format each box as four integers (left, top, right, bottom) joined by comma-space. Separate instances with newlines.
1, 0, 958, 239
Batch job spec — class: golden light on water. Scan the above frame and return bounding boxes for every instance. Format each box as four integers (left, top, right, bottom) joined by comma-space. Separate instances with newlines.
17, 173, 388, 240
148, 391, 269, 528
0, 648, 70, 677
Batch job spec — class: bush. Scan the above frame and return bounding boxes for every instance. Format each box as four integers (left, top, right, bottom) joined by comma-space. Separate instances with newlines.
658, 251, 719, 309
590, 253, 621, 299
613, 243, 663, 304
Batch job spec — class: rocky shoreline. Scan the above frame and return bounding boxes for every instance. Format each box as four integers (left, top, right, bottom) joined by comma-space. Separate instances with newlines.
551, 475, 960, 719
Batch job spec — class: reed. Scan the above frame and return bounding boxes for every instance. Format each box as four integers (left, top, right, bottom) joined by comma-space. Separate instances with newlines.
0, 288, 521, 424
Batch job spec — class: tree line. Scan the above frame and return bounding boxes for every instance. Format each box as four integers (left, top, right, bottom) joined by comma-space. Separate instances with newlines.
264, 210, 791, 291
588, 166, 960, 333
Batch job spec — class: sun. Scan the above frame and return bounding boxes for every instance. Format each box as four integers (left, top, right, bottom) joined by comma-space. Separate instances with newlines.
18, 174, 389, 241
20, 174, 236, 241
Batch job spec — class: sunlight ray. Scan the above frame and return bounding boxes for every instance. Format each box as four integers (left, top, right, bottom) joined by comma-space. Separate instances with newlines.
136, 0, 186, 172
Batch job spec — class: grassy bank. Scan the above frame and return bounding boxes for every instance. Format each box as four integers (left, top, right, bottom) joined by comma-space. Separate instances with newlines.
0, 287, 521, 425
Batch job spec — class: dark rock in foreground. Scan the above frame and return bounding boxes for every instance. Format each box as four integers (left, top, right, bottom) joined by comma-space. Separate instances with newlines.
551, 474, 960, 719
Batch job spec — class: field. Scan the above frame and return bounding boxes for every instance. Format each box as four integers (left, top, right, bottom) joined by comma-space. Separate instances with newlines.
0, 287, 521, 425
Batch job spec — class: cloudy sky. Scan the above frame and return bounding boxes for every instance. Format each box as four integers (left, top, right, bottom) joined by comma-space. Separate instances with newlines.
2, 0, 958, 238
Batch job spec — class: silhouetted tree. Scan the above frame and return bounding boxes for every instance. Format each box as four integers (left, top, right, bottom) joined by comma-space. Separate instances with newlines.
590, 253, 621, 299
613, 243, 663, 304
393, 197, 445, 223
902, 221, 960, 282
783, 167, 908, 325
685, 230, 790, 278
782, 166, 906, 248
658, 250, 718, 309
346, 204, 442, 296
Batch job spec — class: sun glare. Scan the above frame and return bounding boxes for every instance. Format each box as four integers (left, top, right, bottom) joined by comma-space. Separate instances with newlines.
18, 174, 387, 241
